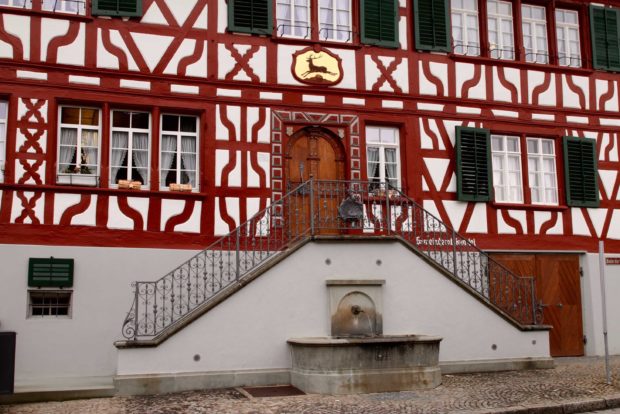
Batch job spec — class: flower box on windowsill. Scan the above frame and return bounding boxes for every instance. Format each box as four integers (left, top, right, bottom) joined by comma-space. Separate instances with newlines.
169, 183, 192, 192
371, 189, 400, 199
117, 180, 142, 190
57, 174, 99, 187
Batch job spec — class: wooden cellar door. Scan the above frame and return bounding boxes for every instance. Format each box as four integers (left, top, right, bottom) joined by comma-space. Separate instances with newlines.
489, 253, 584, 357
286, 127, 345, 235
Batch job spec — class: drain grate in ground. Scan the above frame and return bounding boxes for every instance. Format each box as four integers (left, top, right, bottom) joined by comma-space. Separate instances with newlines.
242, 385, 305, 398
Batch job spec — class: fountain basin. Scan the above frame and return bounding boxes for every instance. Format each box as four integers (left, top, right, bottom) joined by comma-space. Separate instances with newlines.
288, 334, 442, 394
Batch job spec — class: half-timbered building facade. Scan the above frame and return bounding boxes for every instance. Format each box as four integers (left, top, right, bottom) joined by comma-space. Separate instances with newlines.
0, 0, 619, 397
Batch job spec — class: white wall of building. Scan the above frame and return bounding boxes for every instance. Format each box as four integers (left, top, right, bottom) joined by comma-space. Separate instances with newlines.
581, 252, 620, 356
117, 241, 549, 376
0, 244, 199, 387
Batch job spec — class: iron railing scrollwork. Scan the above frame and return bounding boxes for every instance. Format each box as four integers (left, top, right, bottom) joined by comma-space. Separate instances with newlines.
121, 179, 543, 341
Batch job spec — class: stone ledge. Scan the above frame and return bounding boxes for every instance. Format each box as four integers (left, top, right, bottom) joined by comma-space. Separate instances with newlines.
440, 357, 555, 374
114, 369, 290, 397
0, 386, 115, 405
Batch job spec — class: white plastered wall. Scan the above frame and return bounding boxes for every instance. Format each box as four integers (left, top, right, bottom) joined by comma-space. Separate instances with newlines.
581, 253, 620, 356
117, 241, 549, 376
0, 244, 199, 387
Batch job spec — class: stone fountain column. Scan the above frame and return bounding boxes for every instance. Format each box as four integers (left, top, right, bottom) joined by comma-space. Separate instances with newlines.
287, 279, 442, 394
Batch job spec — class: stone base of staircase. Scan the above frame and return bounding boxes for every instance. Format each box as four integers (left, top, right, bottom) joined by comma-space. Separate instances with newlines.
113, 357, 554, 397
114, 368, 291, 396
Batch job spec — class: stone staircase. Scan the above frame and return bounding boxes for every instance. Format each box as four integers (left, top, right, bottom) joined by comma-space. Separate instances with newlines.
116, 180, 544, 348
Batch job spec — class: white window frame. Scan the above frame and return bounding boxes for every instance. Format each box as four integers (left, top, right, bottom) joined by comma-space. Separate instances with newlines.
57, 106, 101, 187
527, 137, 558, 205
41, 0, 86, 14
27, 289, 73, 318
159, 114, 199, 191
491, 134, 523, 203
0, 0, 32, 8
451, 0, 480, 56
366, 126, 401, 191
521, 4, 548, 63
110, 110, 151, 188
487, 0, 515, 60
318, 0, 352, 42
277, 0, 311, 38
0, 100, 7, 183
555, 8, 581, 67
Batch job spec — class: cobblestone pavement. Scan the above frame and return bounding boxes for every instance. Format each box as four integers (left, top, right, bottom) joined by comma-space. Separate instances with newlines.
1, 357, 619, 414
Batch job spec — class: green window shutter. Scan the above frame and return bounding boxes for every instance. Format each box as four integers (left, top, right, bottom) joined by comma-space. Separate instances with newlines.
228, 0, 273, 35
92, 0, 142, 17
456, 126, 492, 202
414, 0, 451, 52
590, 5, 620, 71
563, 137, 600, 207
361, 0, 399, 48
28, 258, 74, 288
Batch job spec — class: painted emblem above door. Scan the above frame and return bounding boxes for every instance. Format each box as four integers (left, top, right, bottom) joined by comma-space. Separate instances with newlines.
292, 47, 343, 86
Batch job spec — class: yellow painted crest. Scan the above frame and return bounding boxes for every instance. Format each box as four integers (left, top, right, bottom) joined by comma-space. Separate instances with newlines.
292, 48, 343, 86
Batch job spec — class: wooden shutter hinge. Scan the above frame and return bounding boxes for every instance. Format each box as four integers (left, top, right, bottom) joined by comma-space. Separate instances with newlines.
579, 267, 584, 277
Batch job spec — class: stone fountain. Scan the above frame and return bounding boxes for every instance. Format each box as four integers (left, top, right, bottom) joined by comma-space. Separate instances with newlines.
288, 279, 442, 394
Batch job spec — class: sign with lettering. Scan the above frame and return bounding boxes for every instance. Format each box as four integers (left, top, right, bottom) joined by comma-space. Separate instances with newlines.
415, 237, 477, 247
606, 257, 620, 265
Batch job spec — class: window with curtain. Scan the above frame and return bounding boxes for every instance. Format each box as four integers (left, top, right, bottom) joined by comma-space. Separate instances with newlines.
522, 4, 548, 63
487, 0, 514, 59
0, 100, 7, 183
451, 0, 480, 55
527, 138, 558, 205
160, 114, 198, 190
110, 110, 150, 186
366, 126, 400, 191
319, 0, 352, 41
57, 106, 100, 177
277, 0, 311, 37
555, 9, 581, 67
0, 0, 32, 8
491, 135, 523, 203
41, 0, 86, 14
274, 0, 354, 42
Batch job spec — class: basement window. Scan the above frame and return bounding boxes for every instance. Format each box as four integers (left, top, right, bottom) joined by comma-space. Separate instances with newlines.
28, 290, 72, 318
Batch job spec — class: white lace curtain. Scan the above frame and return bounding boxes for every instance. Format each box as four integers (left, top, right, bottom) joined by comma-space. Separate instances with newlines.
385, 148, 398, 184
366, 147, 380, 181
59, 128, 78, 173
181, 136, 197, 187
132, 133, 149, 184
81, 130, 98, 174
110, 132, 128, 183
0, 122, 6, 181
161, 135, 177, 184
319, 0, 350, 39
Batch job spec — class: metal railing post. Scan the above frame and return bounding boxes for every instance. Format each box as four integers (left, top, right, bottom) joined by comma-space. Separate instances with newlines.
235, 227, 241, 280
452, 229, 458, 276
310, 179, 315, 237
133, 283, 139, 340
385, 185, 391, 235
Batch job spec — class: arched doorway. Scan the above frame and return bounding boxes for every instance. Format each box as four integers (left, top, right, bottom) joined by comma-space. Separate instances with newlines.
285, 127, 346, 235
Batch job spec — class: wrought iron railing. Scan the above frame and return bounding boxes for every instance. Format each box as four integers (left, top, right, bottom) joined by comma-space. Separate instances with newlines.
121, 179, 542, 341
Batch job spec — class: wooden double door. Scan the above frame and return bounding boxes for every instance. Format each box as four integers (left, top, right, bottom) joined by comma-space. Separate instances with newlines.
285, 127, 345, 235
490, 253, 584, 357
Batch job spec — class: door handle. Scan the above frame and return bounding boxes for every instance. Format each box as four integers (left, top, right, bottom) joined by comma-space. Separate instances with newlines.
556, 303, 563, 308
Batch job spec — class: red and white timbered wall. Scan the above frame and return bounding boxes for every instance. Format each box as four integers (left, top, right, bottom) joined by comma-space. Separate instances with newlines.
0, 0, 619, 252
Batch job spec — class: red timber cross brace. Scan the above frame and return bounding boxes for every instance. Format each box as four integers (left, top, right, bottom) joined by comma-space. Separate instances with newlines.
0, 0, 616, 254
